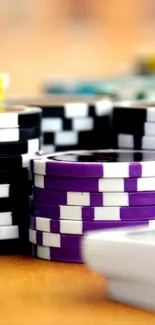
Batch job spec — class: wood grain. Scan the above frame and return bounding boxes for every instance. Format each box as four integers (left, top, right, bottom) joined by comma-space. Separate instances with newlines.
0, 255, 155, 325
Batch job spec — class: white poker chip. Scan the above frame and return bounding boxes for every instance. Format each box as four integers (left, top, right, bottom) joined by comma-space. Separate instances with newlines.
82, 226, 155, 283
108, 279, 155, 311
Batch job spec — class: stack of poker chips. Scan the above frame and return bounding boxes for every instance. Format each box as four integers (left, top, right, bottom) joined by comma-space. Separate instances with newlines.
29, 149, 155, 263
39, 98, 113, 154
0, 105, 42, 254
111, 101, 155, 150
7, 96, 113, 154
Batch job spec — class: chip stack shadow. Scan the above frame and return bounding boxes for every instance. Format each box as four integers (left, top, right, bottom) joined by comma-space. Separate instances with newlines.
29, 149, 155, 263
0, 105, 42, 254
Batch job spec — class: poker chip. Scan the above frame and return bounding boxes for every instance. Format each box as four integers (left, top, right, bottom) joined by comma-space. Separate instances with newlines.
0, 104, 42, 254
0, 105, 42, 128
34, 174, 155, 192
107, 279, 155, 311
7, 97, 155, 263
29, 230, 83, 249
0, 183, 28, 198
31, 150, 155, 179
0, 153, 30, 170
0, 211, 29, 226
117, 134, 155, 150
144, 122, 155, 136
30, 229, 140, 250
0, 225, 19, 239
3, 178, 30, 194
0, 238, 29, 255
32, 201, 155, 221
0, 126, 41, 142
33, 188, 155, 207
0, 212, 15, 226
30, 147, 155, 263
29, 217, 150, 234
0, 168, 28, 184
112, 101, 155, 150
0, 196, 29, 213
32, 244, 83, 263
0, 138, 40, 155
13, 97, 112, 154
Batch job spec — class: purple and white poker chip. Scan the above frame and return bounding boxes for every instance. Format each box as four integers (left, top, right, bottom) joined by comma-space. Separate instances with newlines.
31, 150, 155, 179
31, 201, 155, 220
29, 216, 151, 234
34, 174, 155, 193
34, 187, 155, 206
32, 244, 83, 263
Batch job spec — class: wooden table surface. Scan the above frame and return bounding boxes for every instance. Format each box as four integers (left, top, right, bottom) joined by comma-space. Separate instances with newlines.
0, 255, 155, 325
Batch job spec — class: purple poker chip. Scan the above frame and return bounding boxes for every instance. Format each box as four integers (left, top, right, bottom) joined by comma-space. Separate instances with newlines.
29, 220, 150, 245
34, 174, 155, 193
31, 244, 83, 263
31, 149, 155, 179
29, 229, 82, 249
32, 201, 155, 221
29, 215, 151, 233
34, 187, 155, 207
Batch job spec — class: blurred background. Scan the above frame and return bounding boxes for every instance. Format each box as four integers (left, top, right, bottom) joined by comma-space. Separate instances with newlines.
1, 0, 155, 95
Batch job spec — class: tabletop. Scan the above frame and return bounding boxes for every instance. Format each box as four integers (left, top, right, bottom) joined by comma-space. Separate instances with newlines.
1, 255, 155, 325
